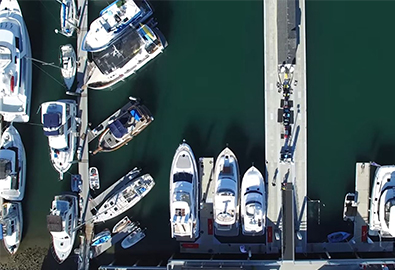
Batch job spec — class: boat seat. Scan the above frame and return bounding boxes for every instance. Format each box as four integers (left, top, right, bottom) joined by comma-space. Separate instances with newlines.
109, 120, 128, 139
222, 165, 232, 174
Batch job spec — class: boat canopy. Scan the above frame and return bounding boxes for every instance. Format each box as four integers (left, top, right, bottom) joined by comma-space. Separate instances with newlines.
47, 215, 63, 232
43, 113, 62, 136
0, 158, 12, 179
109, 120, 128, 139
173, 172, 193, 183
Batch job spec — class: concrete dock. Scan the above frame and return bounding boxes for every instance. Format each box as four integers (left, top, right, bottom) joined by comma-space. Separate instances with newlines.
264, 0, 307, 256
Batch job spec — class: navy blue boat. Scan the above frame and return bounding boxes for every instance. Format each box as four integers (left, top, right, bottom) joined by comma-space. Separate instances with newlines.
327, 231, 351, 243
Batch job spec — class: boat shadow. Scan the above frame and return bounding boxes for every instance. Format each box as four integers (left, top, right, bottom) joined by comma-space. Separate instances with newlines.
222, 123, 250, 174
149, 0, 173, 40
182, 122, 216, 157
129, 72, 160, 117
40, 243, 79, 270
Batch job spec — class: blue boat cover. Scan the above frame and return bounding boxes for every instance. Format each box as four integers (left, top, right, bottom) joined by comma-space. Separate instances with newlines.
327, 231, 350, 243
0, 224, 3, 240
44, 113, 61, 128
130, 109, 141, 122
109, 120, 128, 139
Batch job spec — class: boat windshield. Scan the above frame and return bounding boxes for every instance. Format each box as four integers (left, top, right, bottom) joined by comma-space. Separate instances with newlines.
217, 188, 234, 196
246, 202, 262, 216
0, 46, 11, 69
173, 191, 191, 205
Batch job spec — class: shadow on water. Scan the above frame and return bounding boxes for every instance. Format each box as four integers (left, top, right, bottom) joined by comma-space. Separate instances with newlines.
182, 122, 216, 157
41, 243, 78, 270
222, 123, 250, 173
247, 143, 265, 173
149, 0, 173, 39
129, 72, 160, 116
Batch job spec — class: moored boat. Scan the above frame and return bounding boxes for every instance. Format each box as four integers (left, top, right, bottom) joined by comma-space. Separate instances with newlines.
59, 44, 76, 90
0, 125, 26, 201
327, 231, 351, 243
91, 97, 153, 154
86, 19, 167, 90
47, 194, 78, 263
93, 172, 155, 223
169, 141, 199, 239
1, 202, 22, 255
121, 227, 145, 249
89, 167, 100, 190
59, 0, 77, 37
0, 0, 32, 123
112, 216, 131, 234
92, 229, 111, 247
41, 100, 78, 180
82, 0, 153, 52
240, 166, 266, 236
343, 193, 357, 222
213, 147, 240, 232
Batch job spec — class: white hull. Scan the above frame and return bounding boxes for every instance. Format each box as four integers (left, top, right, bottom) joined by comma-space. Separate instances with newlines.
0, 0, 32, 123
213, 147, 239, 231
169, 142, 199, 239
369, 165, 395, 238
60, 44, 76, 90
2, 202, 22, 255
0, 125, 26, 201
89, 167, 100, 190
240, 166, 266, 236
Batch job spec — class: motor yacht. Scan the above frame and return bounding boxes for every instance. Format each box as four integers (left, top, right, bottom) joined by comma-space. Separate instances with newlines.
169, 142, 199, 239
0, 125, 26, 201
59, 44, 76, 90
240, 166, 266, 236
0, 0, 32, 123
1, 202, 22, 255
213, 147, 239, 231
41, 100, 78, 180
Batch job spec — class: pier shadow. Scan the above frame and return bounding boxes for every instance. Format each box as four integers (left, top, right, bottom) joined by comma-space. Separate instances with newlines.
149, 0, 173, 39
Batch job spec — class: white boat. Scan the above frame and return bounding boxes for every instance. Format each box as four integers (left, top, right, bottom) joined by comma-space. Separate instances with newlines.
89, 167, 100, 190
59, 0, 77, 37
59, 44, 76, 90
0, 0, 32, 123
0, 125, 26, 201
213, 147, 240, 231
47, 194, 78, 263
82, 0, 153, 52
91, 229, 111, 247
41, 100, 78, 180
112, 216, 131, 233
240, 166, 266, 236
369, 165, 395, 238
86, 20, 167, 90
343, 193, 357, 222
1, 202, 22, 255
93, 172, 155, 223
121, 227, 145, 249
169, 142, 199, 239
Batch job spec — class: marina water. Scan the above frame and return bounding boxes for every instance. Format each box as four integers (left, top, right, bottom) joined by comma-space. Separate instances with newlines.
2, 0, 395, 267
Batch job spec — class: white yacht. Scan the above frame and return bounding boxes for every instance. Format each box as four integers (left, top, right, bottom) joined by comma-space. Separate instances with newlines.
1, 202, 22, 255
369, 165, 395, 238
169, 142, 199, 239
59, 44, 76, 90
0, 0, 32, 123
86, 20, 167, 90
82, 0, 153, 52
47, 194, 78, 263
0, 125, 26, 201
41, 100, 78, 180
213, 147, 240, 231
59, 0, 77, 37
93, 172, 155, 223
240, 166, 266, 236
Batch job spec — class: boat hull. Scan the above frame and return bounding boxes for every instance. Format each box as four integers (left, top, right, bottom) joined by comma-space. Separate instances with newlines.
2, 202, 22, 255
60, 44, 76, 90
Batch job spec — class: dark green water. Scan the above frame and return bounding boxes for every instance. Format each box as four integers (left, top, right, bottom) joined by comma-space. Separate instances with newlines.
5, 0, 395, 266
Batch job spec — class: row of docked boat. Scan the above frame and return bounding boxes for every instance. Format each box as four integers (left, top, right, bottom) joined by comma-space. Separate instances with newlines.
169, 142, 267, 239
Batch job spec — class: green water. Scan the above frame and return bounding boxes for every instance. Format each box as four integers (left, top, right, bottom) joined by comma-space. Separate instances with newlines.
5, 0, 395, 267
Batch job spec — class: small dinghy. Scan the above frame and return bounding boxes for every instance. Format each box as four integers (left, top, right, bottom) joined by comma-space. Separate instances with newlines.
121, 227, 145, 249
112, 216, 132, 234
59, 44, 76, 90
2, 202, 23, 255
92, 229, 111, 247
327, 231, 351, 243
89, 167, 100, 190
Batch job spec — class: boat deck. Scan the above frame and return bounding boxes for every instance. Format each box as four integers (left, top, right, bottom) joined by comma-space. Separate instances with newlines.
91, 229, 131, 258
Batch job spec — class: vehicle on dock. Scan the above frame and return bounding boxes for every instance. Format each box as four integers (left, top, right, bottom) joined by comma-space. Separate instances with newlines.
92, 229, 111, 247
93, 172, 155, 223
1, 202, 22, 255
169, 141, 199, 239
82, 0, 153, 52
0, 0, 32, 123
369, 166, 395, 238
91, 97, 153, 155
112, 216, 132, 233
89, 167, 100, 190
213, 147, 240, 232
58, 0, 77, 37
86, 18, 167, 90
59, 44, 76, 90
41, 100, 78, 180
0, 125, 26, 201
121, 227, 145, 249
240, 166, 266, 236
47, 194, 78, 263
343, 192, 357, 222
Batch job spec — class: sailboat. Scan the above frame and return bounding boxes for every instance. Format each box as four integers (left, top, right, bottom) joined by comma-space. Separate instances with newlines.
213, 147, 240, 232
1, 202, 22, 255
0, 125, 26, 201
41, 100, 78, 180
240, 166, 266, 236
169, 142, 199, 239
0, 0, 32, 123
59, 0, 77, 37
59, 44, 76, 90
